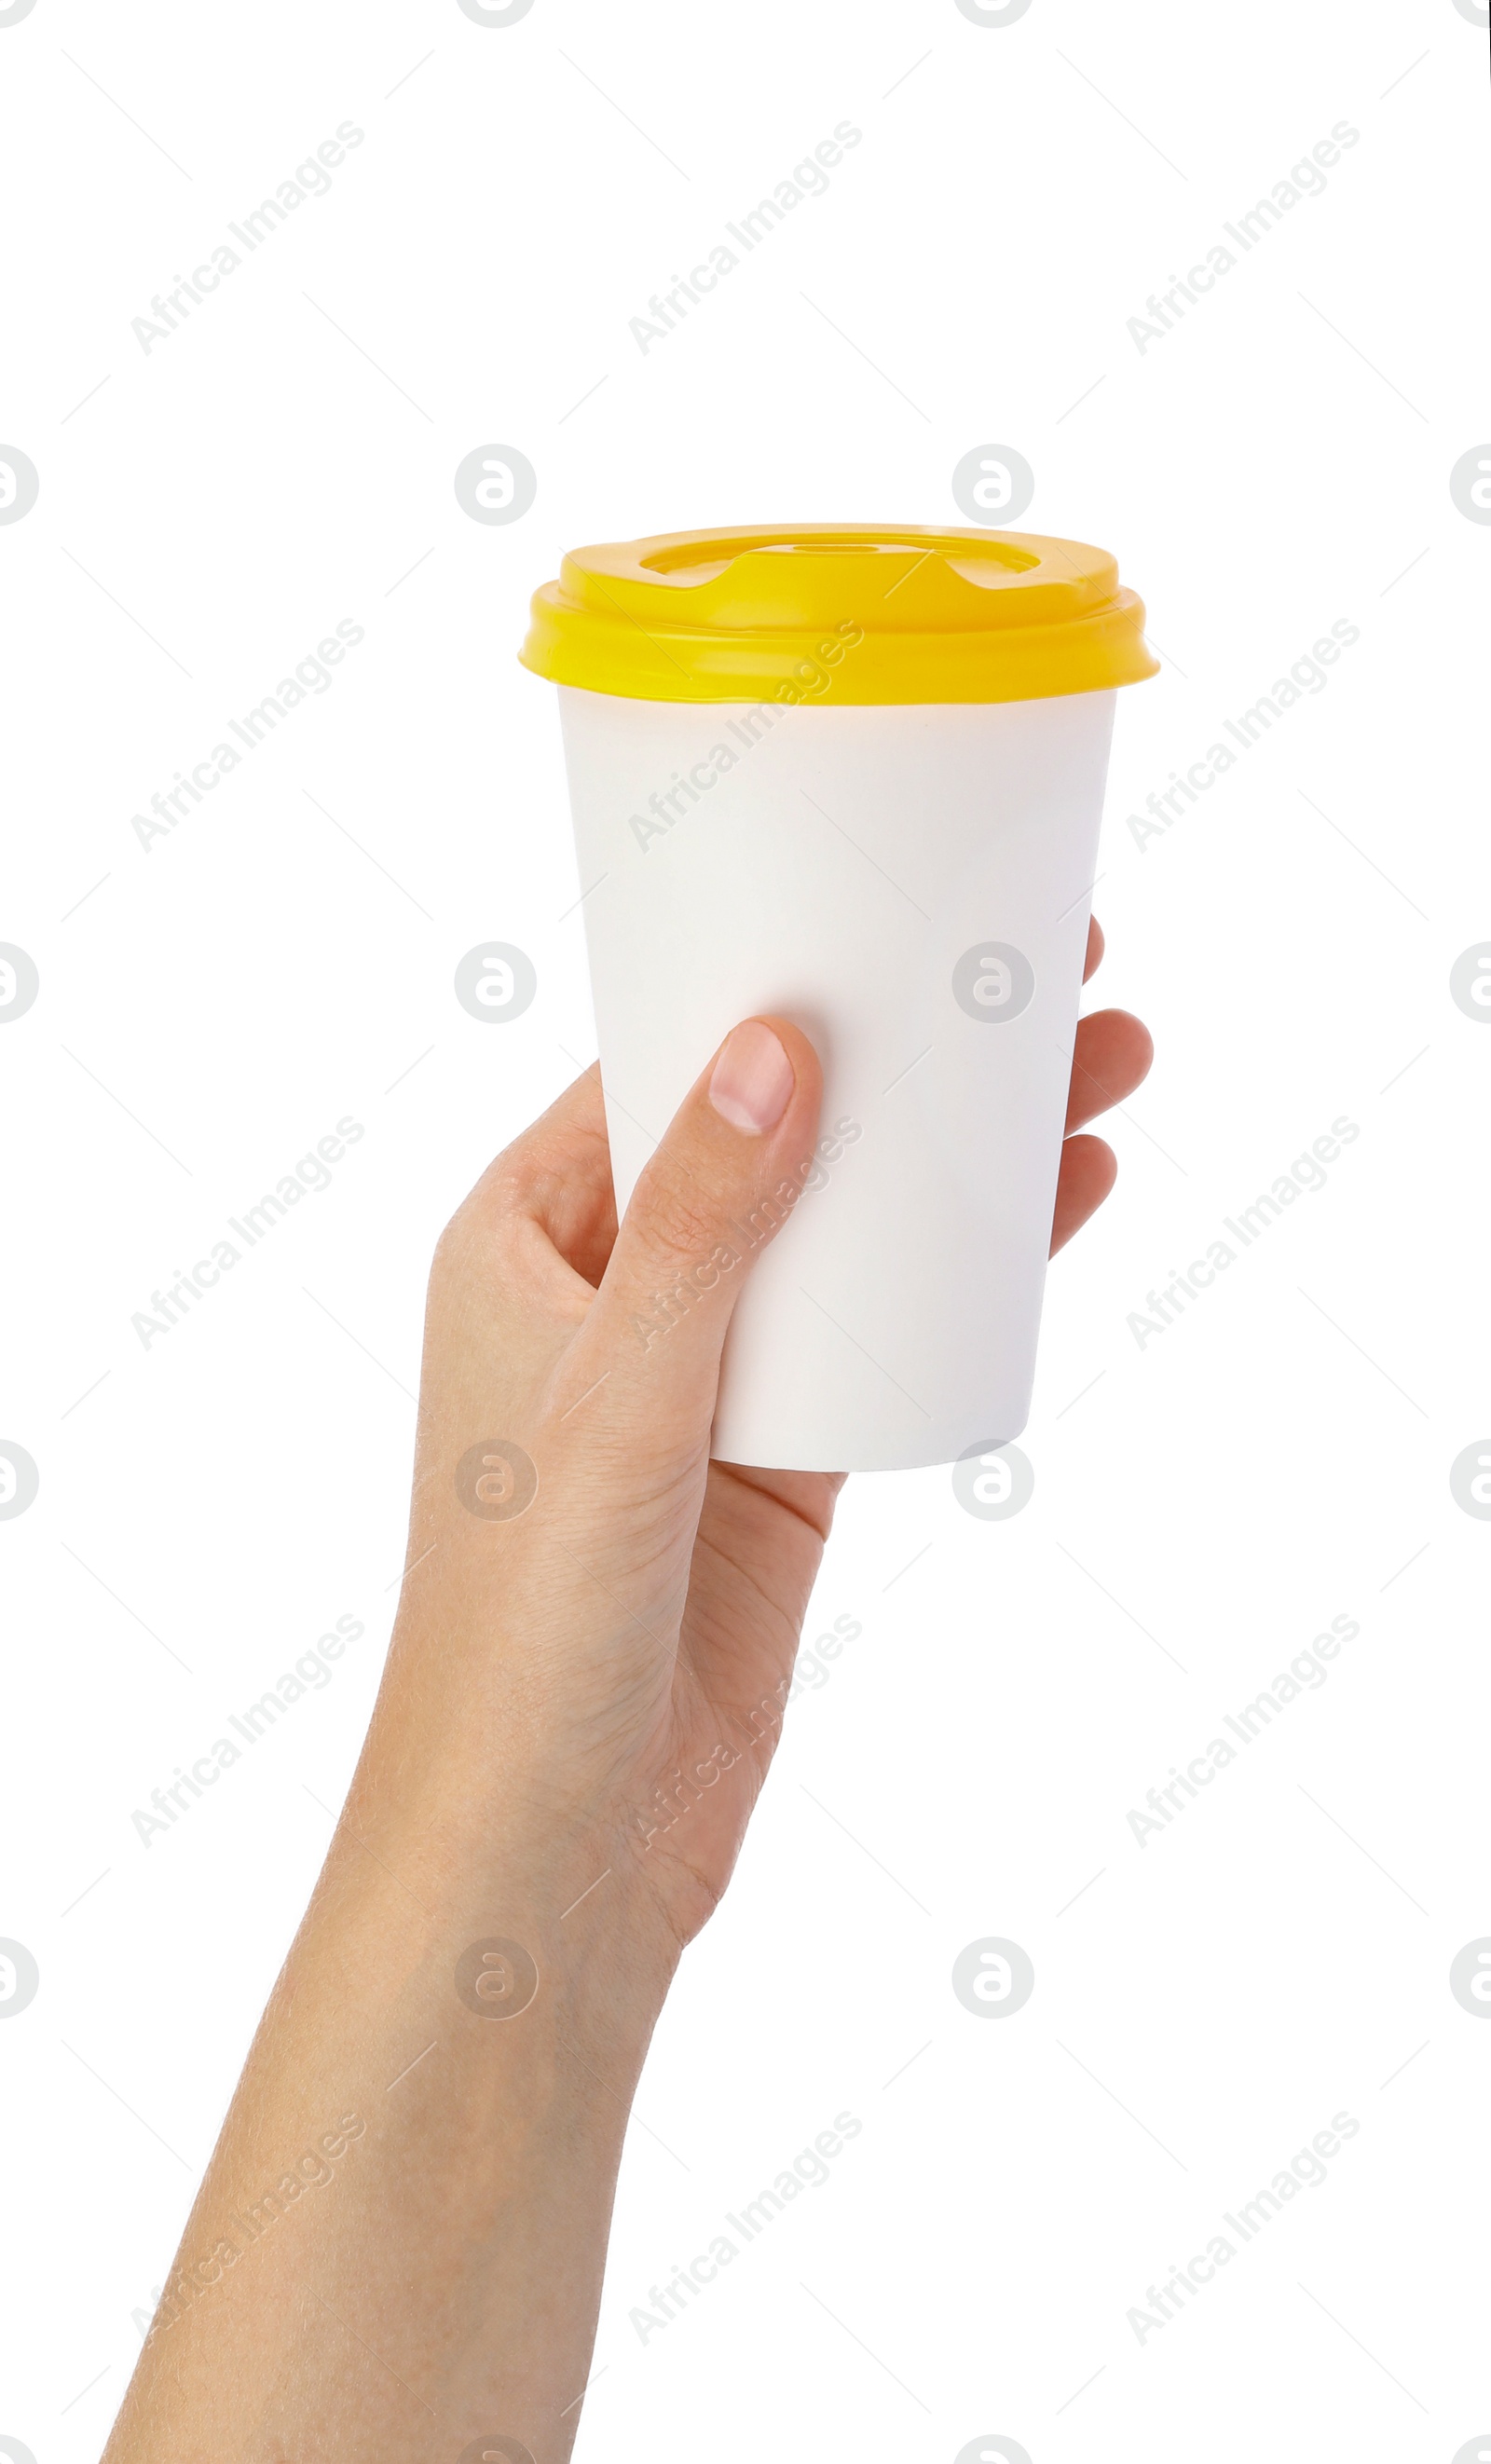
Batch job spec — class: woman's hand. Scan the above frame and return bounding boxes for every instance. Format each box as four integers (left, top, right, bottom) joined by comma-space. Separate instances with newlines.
367, 914, 1150, 1964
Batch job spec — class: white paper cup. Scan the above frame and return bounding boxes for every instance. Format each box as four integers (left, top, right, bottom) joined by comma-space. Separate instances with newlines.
523, 527, 1155, 1473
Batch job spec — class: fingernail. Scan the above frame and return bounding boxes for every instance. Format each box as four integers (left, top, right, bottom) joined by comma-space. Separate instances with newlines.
708, 1020, 794, 1135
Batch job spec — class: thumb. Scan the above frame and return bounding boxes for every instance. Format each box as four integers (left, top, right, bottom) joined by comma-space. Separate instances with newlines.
576, 1017, 823, 1449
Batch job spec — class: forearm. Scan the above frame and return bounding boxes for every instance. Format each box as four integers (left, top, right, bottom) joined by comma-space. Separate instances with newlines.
103, 1750, 678, 2462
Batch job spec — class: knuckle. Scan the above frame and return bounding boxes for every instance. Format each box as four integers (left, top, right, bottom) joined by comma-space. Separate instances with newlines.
431, 1179, 525, 1291
629, 1165, 722, 1272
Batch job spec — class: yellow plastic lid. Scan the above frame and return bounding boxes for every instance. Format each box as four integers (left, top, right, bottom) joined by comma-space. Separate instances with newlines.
520, 523, 1156, 706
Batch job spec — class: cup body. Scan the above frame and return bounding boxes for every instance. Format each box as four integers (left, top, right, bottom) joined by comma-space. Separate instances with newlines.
557, 681, 1117, 1473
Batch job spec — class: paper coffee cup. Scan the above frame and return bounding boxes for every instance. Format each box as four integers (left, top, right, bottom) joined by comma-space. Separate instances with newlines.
522, 526, 1156, 1473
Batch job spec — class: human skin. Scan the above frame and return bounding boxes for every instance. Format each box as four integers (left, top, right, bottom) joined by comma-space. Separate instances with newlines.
103, 921, 1150, 2463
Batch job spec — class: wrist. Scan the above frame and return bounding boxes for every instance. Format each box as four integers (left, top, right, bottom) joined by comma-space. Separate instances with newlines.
327, 1744, 684, 2042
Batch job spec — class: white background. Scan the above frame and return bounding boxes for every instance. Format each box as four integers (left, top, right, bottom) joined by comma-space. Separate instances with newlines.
2, 0, 1489, 2457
